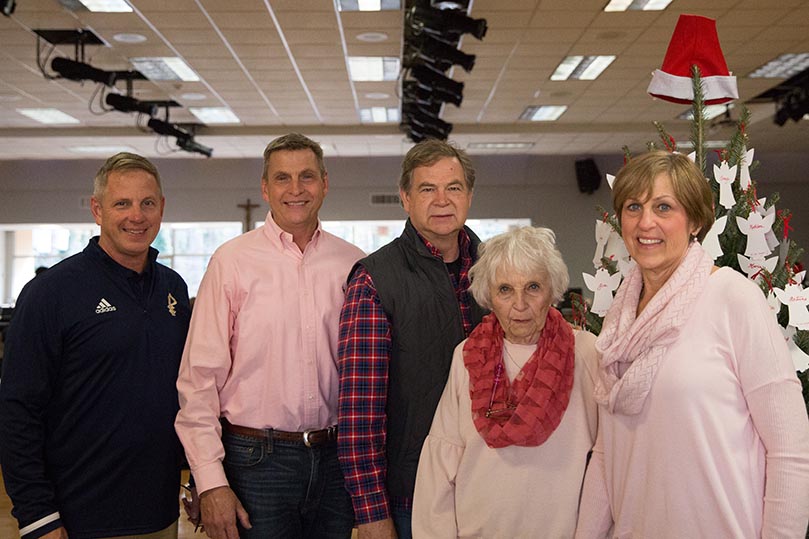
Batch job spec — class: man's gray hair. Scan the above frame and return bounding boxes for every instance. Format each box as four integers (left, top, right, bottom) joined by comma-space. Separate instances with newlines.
262, 133, 326, 180
399, 139, 475, 193
93, 152, 162, 200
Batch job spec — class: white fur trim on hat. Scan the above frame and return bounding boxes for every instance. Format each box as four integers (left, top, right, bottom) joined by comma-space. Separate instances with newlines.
648, 69, 738, 105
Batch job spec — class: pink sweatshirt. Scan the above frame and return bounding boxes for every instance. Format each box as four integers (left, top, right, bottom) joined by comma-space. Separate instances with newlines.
575, 268, 809, 538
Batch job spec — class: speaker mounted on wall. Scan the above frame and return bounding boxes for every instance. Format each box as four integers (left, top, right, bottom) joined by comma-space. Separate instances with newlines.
575, 158, 601, 194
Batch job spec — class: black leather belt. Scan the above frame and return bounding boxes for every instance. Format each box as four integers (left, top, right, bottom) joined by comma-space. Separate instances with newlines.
222, 419, 338, 447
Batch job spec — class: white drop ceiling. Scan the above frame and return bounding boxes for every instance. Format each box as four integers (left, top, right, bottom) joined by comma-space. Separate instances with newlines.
0, 0, 808, 160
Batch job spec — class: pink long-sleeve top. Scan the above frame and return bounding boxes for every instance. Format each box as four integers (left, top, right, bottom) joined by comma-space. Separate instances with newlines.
575, 268, 809, 538
175, 212, 364, 494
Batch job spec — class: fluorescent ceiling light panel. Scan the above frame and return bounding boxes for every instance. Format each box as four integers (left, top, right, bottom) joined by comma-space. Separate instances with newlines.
520, 106, 567, 122
338, 0, 400, 10
348, 57, 400, 81
603, 0, 672, 12
113, 33, 147, 43
189, 107, 240, 124
468, 142, 535, 150
552, 55, 615, 81
360, 107, 400, 123
748, 53, 809, 79
677, 140, 728, 150
78, 0, 132, 12
17, 108, 80, 124
678, 104, 732, 121
130, 57, 200, 82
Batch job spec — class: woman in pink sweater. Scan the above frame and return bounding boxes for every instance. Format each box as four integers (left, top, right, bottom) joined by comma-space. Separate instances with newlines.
413, 226, 598, 538
575, 150, 809, 538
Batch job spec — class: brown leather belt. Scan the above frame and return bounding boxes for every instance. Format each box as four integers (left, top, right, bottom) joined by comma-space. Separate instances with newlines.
222, 419, 338, 448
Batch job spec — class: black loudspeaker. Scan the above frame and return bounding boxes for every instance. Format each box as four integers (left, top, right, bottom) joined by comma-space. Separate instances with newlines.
575, 158, 601, 194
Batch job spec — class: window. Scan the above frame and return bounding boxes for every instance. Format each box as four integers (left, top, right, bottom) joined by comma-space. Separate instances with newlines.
2, 223, 240, 304
2, 218, 531, 305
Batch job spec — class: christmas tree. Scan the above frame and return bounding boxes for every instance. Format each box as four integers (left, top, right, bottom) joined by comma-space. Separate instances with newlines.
575, 65, 809, 418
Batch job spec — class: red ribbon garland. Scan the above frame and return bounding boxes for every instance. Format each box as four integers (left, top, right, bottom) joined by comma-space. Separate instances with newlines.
778, 210, 794, 241
663, 134, 676, 152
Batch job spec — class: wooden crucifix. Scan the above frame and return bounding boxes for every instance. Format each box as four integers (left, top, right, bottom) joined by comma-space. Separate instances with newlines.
237, 198, 261, 234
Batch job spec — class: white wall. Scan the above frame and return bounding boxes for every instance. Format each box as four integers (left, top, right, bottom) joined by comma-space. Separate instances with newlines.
1, 151, 807, 291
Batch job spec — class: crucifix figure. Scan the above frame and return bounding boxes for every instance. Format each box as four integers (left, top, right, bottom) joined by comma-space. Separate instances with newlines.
237, 198, 261, 234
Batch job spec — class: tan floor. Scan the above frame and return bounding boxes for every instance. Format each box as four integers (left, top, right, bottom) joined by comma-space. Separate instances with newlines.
1, 468, 358, 538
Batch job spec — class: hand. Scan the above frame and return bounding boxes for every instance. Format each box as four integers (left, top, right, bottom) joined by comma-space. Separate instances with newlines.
199, 486, 252, 539
182, 484, 202, 531
40, 527, 68, 539
357, 518, 397, 539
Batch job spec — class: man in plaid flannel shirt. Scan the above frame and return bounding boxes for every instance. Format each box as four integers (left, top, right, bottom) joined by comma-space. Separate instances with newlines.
337, 139, 487, 539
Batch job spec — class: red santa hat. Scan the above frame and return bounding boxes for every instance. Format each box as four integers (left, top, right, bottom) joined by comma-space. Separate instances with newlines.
647, 14, 738, 105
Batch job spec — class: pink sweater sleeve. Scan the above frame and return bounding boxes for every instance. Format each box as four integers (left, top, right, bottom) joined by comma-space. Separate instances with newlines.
746, 382, 809, 537
574, 419, 612, 539
736, 283, 809, 538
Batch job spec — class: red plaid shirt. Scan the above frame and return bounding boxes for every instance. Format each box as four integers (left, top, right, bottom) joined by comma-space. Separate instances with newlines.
337, 229, 476, 524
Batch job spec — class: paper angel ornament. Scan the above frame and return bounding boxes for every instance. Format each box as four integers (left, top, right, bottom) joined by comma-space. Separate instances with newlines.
773, 272, 809, 330
782, 326, 809, 372
739, 147, 754, 190
701, 215, 727, 261
617, 257, 635, 279
736, 211, 775, 259
767, 291, 781, 316
754, 198, 780, 252
604, 229, 630, 266
737, 254, 778, 281
582, 268, 622, 316
593, 220, 612, 268
713, 161, 738, 209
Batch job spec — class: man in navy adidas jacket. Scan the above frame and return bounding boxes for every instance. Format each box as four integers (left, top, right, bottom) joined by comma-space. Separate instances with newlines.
0, 153, 191, 539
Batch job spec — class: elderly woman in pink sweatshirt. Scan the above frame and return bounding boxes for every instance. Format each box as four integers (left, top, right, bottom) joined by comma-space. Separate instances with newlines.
413, 226, 599, 538
575, 150, 809, 538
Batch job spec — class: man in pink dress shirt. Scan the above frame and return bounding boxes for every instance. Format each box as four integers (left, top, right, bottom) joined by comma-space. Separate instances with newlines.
175, 133, 365, 539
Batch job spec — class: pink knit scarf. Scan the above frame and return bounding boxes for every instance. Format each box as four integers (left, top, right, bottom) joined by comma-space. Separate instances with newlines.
594, 242, 713, 415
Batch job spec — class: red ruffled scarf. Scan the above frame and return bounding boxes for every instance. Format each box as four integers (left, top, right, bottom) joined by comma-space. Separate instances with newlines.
463, 309, 575, 448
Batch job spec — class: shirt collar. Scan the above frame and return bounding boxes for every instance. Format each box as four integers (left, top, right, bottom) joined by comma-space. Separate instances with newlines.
262, 210, 323, 252
85, 236, 157, 279
408, 218, 472, 261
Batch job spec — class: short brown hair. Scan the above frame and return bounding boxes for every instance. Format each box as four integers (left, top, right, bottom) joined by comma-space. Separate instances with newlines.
93, 152, 162, 200
399, 139, 475, 193
612, 150, 715, 242
262, 133, 326, 180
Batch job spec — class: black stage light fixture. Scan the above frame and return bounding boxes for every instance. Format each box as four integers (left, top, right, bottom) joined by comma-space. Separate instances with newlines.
402, 105, 453, 139
1, 0, 16, 16
177, 137, 213, 158
404, 34, 475, 73
417, 34, 475, 72
407, 5, 487, 40
773, 106, 789, 127
51, 57, 116, 86
105, 93, 158, 116
411, 65, 463, 106
147, 117, 190, 139
773, 86, 809, 126
402, 81, 435, 106
148, 118, 212, 158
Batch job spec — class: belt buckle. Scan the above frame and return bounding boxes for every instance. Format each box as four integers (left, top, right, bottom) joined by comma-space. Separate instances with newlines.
302, 429, 315, 448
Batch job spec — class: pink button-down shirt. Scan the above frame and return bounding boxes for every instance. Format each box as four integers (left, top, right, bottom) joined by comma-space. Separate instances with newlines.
175, 212, 364, 493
